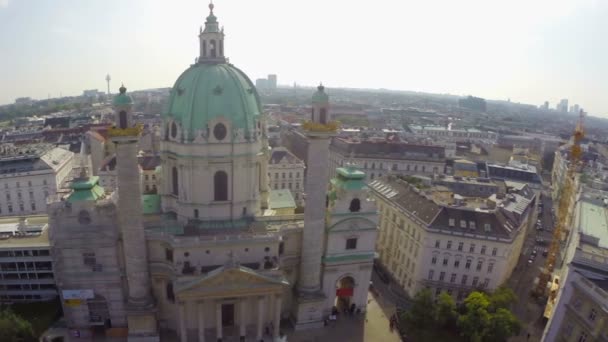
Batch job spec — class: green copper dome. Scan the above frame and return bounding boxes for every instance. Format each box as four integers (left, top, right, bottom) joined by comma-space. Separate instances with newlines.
113, 85, 133, 106
164, 63, 262, 141
312, 84, 329, 104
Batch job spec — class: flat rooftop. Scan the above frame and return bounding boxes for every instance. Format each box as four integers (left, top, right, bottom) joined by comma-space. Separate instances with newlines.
579, 201, 608, 249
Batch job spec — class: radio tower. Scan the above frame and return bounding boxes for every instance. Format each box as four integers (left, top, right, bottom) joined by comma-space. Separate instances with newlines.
105, 74, 111, 97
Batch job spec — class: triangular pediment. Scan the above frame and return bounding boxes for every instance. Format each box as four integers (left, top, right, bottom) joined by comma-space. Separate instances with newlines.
175, 265, 289, 297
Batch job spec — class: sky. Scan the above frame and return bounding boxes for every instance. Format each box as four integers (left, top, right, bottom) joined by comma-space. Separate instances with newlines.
0, 0, 607, 116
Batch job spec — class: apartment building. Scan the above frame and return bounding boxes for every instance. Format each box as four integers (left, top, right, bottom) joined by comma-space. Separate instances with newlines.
0, 144, 74, 217
329, 137, 448, 182
0, 216, 57, 302
370, 175, 534, 301
268, 147, 305, 205
541, 192, 608, 342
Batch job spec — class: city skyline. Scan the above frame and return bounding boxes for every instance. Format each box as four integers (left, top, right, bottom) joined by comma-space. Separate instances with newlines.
0, 0, 606, 116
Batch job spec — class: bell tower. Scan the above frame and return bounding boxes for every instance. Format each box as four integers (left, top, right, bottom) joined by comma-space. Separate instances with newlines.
198, 2, 226, 64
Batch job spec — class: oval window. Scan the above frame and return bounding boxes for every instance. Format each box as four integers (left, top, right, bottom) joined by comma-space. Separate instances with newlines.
213, 123, 227, 141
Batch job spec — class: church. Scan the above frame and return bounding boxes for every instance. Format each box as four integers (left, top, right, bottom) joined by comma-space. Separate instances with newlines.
48, 4, 378, 341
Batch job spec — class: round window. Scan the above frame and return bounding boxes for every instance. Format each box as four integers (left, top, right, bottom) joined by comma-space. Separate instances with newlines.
213, 123, 227, 141
171, 122, 178, 139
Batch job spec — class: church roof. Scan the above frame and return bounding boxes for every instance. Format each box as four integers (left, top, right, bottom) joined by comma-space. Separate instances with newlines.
269, 189, 296, 209
165, 63, 262, 141
67, 176, 105, 203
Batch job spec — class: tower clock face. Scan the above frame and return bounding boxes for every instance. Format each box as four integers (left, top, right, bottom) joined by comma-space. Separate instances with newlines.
214, 123, 227, 141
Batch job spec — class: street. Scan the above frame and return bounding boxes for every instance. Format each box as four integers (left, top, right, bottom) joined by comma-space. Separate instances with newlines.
507, 188, 555, 342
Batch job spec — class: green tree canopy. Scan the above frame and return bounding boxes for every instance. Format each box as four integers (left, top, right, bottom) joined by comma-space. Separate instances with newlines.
402, 288, 436, 330
457, 292, 492, 342
436, 292, 457, 328
0, 309, 36, 342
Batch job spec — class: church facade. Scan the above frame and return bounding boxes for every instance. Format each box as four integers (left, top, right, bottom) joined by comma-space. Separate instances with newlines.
48, 4, 377, 341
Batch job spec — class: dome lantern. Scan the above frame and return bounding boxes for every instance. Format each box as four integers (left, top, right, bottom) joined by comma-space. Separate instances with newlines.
198, 2, 226, 64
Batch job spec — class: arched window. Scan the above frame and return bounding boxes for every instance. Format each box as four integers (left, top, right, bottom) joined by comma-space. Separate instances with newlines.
171, 122, 177, 139
214, 171, 228, 201
213, 123, 227, 141
349, 198, 361, 212
320, 108, 327, 124
172, 167, 179, 196
210, 39, 217, 58
166, 282, 175, 302
202, 40, 207, 57
118, 111, 127, 129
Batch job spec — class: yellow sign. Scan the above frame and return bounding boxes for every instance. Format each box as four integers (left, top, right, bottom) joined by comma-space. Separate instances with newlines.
64, 299, 82, 307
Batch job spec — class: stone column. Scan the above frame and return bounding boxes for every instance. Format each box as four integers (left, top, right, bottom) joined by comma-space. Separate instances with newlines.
256, 296, 265, 342
273, 295, 282, 339
179, 302, 187, 342
239, 298, 246, 341
216, 302, 223, 342
298, 137, 332, 293
197, 301, 205, 342
114, 139, 152, 304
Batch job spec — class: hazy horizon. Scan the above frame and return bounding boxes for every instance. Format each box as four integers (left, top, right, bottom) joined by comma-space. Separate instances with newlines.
1, 0, 606, 116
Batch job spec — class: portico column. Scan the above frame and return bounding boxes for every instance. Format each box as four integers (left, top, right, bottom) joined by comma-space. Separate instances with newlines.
256, 296, 265, 342
239, 298, 246, 341
273, 295, 282, 339
197, 300, 205, 342
216, 301, 223, 342
179, 301, 187, 342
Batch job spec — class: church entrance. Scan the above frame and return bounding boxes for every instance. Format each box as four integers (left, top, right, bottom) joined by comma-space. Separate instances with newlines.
334, 276, 355, 313
221, 303, 235, 327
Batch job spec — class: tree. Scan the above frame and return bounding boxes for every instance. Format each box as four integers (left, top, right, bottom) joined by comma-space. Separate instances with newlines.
485, 308, 522, 342
0, 309, 36, 342
457, 292, 491, 342
489, 286, 517, 311
436, 292, 457, 329
401, 288, 436, 330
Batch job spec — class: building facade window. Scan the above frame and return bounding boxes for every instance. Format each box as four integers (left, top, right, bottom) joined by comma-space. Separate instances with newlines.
447, 241, 452, 249
476, 261, 483, 271
345, 238, 357, 250
439, 272, 445, 281
435, 240, 440, 248
472, 277, 479, 287
488, 262, 494, 273
349, 198, 361, 212
431, 256, 437, 265
454, 260, 460, 268
428, 270, 434, 280
492, 248, 498, 256
461, 275, 468, 285
458, 242, 463, 251
480, 246, 486, 255
172, 167, 179, 196
442, 258, 448, 266
214, 171, 228, 201
465, 259, 472, 269
469, 244, 475, 253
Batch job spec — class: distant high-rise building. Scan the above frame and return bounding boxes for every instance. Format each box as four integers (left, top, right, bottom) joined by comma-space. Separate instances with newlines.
255, 78, 268, 90
542, 101, 549, 110
268, 74, 277, 89
570, 104, 580, 114
557, 99, 568, 113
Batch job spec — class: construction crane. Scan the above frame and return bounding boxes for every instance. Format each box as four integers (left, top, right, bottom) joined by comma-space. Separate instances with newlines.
534, 109, 585, 298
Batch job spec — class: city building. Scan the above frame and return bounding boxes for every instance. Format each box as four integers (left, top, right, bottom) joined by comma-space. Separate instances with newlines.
557, 99, 569, 113
0, 216, 56, 302
409, 125, 497, 142
541, 191, 608, 342
268, 74, 277, 90
268, 147, 305, 205
458, 96, 487, 112
48, 5, 378, 340
370, 175, 534, 301
329, 137, 448, 182
0, 144, 74, 217
98, 154, 161, 194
